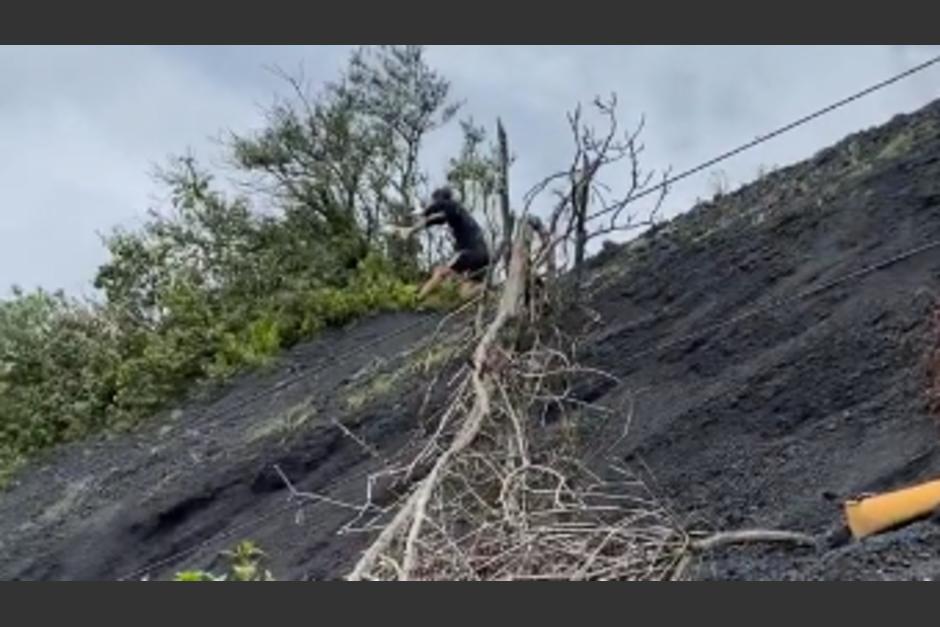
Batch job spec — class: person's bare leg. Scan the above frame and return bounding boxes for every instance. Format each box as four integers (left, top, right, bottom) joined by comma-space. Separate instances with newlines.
458, 278, 483, 300
418, 265, 453, 300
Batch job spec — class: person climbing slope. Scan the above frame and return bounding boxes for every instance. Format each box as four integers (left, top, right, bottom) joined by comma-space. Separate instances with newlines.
387, 186, 491, 301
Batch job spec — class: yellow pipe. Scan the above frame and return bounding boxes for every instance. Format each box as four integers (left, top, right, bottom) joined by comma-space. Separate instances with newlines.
843, 478, 940, 539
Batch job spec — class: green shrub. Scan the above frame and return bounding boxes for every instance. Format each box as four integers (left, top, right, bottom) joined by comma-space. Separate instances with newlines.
171, 540, 275, 582
0, 253, 425, 484
0, 46, 487, 486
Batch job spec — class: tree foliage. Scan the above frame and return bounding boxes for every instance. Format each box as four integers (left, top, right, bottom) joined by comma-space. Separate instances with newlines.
0, 46, 469, 484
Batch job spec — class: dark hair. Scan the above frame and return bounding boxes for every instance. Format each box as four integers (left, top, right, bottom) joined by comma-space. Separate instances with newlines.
431, 186, 454, 203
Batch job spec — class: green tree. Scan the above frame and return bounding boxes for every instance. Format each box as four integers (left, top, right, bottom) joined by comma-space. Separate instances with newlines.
0, 45, 468, 484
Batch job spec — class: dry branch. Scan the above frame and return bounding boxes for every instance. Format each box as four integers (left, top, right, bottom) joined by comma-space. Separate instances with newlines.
337, 99, 811, 581
347, 220, 531, 580
670, 529, 818, 581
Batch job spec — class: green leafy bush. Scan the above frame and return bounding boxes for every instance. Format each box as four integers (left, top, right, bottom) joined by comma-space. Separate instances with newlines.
0, 46, 494, 486
0, 248, 423, 484
171, 540, 275, 581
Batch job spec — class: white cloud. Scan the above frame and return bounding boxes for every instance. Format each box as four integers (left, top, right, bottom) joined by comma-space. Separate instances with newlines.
2, 45, 939, 296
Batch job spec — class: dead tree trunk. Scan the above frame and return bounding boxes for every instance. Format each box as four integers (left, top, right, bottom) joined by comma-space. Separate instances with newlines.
573, 153, 591, 289
347, 219, 533, 581
497, 119, 515, 270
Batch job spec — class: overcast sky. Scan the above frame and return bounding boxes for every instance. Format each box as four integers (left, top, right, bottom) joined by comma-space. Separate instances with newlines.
2, 45, 939, 298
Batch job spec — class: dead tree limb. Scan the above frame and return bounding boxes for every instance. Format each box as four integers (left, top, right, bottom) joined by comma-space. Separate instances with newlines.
497, 119, 514, 269
347, 220, 531, 581
670, 529, 818, 581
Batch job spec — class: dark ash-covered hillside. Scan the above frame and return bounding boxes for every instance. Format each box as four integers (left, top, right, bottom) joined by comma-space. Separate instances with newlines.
3, 99, 940, 581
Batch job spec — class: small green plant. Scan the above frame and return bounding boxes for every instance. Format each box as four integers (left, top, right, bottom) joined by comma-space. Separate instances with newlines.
173, 570, 227, 582
224, 540, 275, 581
171, 540, 275, 582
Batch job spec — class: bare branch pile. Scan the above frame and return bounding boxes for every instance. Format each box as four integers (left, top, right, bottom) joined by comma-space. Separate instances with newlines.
338, 98, 815, 581
340, 218, 699, 581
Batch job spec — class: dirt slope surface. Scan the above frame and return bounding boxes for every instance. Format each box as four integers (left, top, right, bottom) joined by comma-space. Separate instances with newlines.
0, 310, 465, 580
577, 99, 940, 579
3, 99, 940, 581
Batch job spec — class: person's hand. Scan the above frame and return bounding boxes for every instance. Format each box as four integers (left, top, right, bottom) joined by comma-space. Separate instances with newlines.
384, 224, 413, 239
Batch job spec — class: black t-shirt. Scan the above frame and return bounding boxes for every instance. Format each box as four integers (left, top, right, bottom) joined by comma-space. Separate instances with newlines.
423, 198, 488, 254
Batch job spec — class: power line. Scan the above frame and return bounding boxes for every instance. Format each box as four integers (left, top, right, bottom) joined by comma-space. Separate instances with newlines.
590, 52, 940, 219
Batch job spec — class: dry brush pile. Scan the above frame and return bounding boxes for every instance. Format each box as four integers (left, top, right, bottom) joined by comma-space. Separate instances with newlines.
333, 219, 812, 581
325, 99, 816, 581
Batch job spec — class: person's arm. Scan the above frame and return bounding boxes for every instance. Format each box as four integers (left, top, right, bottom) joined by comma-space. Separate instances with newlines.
387, 201, 447, 238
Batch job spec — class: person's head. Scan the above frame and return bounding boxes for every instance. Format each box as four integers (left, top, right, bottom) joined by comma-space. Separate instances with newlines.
431, 186, 454, 204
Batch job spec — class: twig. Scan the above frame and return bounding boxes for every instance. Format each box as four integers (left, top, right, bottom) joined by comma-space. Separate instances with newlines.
671, 528, 817, 581
273, 464, 367, 512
